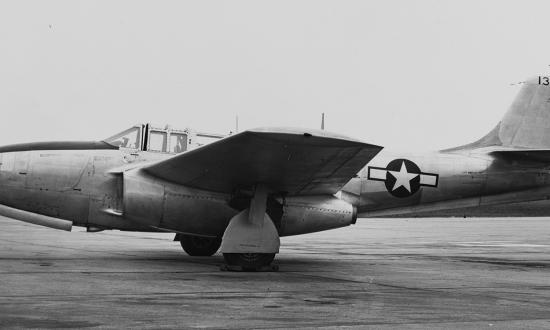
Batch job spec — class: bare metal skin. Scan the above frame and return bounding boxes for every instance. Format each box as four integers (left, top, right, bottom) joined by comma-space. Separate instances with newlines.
1, 76, 549, 269
343, 76, 550, 218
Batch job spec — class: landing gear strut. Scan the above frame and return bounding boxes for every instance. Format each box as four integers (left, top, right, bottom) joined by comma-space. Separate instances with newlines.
178, 234, 221, 256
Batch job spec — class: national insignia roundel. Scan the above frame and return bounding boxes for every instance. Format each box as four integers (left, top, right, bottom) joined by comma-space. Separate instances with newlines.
367, 158, 439, 198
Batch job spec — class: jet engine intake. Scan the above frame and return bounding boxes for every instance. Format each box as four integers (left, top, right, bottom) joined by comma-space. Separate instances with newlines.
279, 195, 356, 236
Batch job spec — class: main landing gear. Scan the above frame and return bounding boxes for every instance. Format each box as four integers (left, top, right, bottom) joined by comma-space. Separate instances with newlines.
220, 184, 280, 271
177, 185, 281, 271
176, 233, 278, 271
221, 253, 277, 271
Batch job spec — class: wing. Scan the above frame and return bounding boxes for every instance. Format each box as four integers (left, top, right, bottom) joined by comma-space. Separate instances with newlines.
142, 127, 382, 195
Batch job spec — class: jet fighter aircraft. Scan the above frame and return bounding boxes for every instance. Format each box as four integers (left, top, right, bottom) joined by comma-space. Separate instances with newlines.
1, 76, 549, 270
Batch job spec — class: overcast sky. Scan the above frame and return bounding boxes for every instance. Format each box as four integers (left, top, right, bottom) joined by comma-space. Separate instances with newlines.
1, 1, 550, 150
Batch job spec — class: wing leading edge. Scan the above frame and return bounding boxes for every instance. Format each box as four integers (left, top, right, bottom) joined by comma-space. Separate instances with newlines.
142, 127, 383, 195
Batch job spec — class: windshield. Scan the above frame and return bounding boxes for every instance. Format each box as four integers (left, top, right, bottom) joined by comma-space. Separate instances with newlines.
104, 126, 141, 149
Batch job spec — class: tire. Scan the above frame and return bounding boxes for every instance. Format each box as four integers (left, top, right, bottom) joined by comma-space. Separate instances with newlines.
223, 253, 275, 270
179, 235, 221, 256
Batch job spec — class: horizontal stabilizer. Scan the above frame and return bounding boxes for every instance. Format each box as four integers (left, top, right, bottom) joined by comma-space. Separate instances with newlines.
490, 149, 550, 162
142, 127, 383, 195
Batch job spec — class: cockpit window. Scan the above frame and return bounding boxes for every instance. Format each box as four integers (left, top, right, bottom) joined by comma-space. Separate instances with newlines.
149, 131, 167, 152
170, 133, 187, 153
104, 126, 141, 149
104, 124, 224, 153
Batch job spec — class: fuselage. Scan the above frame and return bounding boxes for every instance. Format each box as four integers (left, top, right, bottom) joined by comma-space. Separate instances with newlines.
1, 141, 549, 237
343, 148, 550, 218
0, 143, 234, 234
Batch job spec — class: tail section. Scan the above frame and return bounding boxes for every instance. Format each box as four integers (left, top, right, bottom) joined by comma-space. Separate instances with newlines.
499, 76, 550, 148
452, 76, 550, 150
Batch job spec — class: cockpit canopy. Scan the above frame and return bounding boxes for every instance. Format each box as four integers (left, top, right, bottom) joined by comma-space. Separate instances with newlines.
104, 124, 225, 154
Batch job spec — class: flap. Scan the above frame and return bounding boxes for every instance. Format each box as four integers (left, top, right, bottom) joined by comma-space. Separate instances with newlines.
142, 127, 382, 195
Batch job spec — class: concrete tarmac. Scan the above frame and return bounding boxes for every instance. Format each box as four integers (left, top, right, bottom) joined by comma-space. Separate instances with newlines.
0, 216, 549, 329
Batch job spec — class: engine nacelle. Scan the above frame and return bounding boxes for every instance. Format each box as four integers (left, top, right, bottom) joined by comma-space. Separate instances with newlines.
279, 195, 357, 236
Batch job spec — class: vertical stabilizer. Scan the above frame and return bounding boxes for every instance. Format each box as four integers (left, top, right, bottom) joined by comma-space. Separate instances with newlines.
499, 76, 550, 148
451, 76, 550, 150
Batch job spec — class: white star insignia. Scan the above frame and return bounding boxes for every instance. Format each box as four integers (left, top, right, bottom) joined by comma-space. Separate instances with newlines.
387, 161, 419, 192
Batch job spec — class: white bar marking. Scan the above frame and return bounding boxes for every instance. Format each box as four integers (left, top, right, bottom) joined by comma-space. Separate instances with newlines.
369, 168, 387, 180
420, 174, 437, 186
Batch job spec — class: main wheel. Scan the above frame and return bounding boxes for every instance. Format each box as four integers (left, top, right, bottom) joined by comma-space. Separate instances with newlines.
223, 253, 275, 270
179, 235, 221, 256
